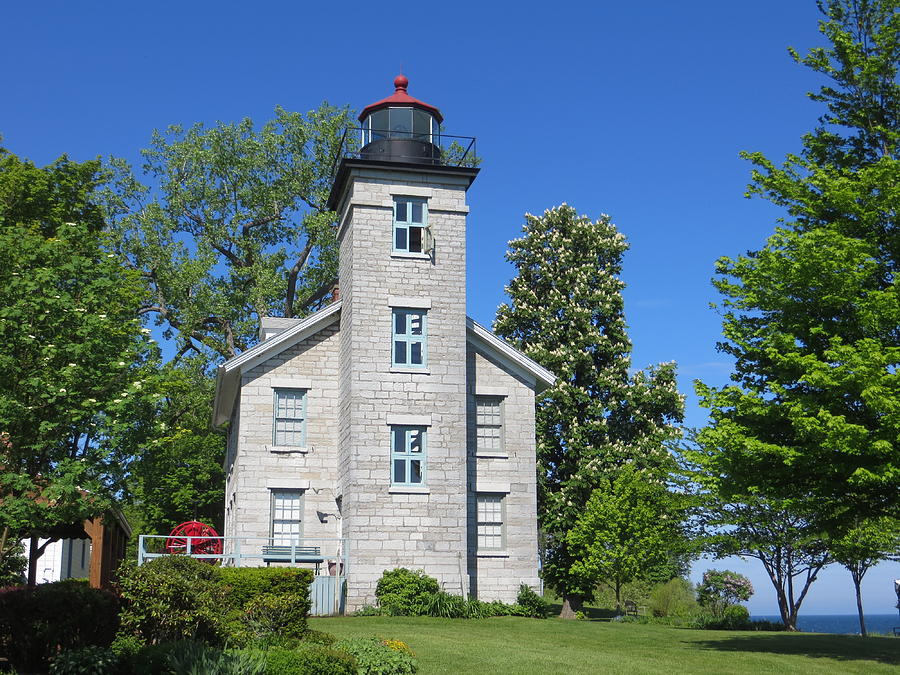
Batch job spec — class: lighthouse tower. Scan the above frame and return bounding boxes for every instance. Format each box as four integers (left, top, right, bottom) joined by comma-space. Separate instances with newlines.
327, 75, 479, 606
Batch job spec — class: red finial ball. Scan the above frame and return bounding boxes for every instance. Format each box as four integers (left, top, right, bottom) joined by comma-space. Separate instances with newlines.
394, 74, 409, 91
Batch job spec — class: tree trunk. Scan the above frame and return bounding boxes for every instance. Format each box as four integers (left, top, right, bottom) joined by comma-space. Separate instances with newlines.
615, 580, 622, 614
27, 535, 39, 587
853, 570, 867, 637
559, 595, 583, 619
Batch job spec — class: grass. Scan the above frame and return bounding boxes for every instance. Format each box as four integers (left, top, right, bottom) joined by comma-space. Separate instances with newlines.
310, 615, 900, 675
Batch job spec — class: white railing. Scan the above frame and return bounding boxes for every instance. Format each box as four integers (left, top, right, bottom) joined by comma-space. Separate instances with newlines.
137, 535, 348, 577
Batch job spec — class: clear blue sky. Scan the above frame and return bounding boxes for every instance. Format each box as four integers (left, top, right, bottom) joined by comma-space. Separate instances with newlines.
3, 1, 897, 617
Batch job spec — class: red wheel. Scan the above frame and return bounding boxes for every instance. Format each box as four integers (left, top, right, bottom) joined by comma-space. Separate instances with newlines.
165, 521, 222, 563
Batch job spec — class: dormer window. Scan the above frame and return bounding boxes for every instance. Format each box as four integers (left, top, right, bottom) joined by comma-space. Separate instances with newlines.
393, 197, 427, 253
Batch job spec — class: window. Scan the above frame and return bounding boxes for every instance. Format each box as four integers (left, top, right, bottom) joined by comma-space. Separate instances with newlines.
273, 389, 306, 446
391, 426, 426, 486
476, 494, 505, 550
392, 309, 427, 367
270, 489, 303, 545
475, 396, 503, 453
393, 197, 427, 253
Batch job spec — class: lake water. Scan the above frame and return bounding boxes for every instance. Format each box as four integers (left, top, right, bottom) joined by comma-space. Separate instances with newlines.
753, 613, 899, 635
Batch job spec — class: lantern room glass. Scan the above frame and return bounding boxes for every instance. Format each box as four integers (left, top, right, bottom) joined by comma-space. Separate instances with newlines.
362, 107, 439, 145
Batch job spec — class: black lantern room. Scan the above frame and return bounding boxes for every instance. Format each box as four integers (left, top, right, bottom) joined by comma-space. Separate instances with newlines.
358, 75, 443, 164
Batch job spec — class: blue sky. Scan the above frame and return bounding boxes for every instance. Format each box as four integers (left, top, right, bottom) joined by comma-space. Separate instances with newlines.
3, 1, 897, 617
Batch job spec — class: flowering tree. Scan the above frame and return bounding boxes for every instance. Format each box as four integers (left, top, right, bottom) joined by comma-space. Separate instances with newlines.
0, 149, 150, 583
696, 569, 754, 617
494, 205, 685, 618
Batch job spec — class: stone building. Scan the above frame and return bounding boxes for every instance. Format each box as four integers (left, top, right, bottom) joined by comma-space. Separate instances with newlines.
213, 76, 554, 610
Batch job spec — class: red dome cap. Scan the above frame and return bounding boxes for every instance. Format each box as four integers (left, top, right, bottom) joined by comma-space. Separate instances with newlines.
358, 74, 443, 123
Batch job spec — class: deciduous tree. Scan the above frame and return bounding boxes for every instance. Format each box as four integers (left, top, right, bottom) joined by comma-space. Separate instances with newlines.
697, 0, 899, 533
0, 149, 149, 582
494, 204, 684, 618
830, 517, 900, 636
104, 104, 354, 362
568, 466, 688, 612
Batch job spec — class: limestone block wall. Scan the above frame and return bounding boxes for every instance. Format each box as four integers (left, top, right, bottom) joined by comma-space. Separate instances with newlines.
336, 166, 473, 608
466, 346, 541, 602
225, 323, 342, 563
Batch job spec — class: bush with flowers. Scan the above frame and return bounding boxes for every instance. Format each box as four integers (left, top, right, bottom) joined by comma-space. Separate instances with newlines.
696, 569, 753, 617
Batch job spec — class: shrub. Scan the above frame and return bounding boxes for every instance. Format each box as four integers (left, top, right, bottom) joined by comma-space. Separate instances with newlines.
167, 641, 266, 675
218, 567, 314, 613
264, 645, 358, 675
335, 637, 417, 675
243, 592, 309, 642
515, 584, 549, 618
696, 569, 753, 618
0, 580, 119, 673
374, 568, 439, 616
353, 604, 385, 616
49, 646, 120, 675
649, 578, 697, 618
423, 591, 468, 618
116, 556, 224, 646
304, 629, 338, 646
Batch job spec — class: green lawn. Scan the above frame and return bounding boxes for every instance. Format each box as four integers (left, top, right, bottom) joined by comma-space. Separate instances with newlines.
310, 615, 900, 675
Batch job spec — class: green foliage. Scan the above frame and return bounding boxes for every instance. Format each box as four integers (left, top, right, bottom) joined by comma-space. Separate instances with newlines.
303, 629, 338, 646
50, 646, 120, 675
515, 584, 550, 618
353, 604, 386, 617
0, 542, 26, 587
0, 148, 150, 566
218, 567, 313, 647
104, 104, 354, 362
568, 465, 690, 609
334, 637, 418, 675
648, 578, 697, 618
166, 641, 266, 675
122, 640, 266, 675
692, 1, 900, 633
422, 591, 468, 618
263, 645, 358, 675
125, 360, 226, 535
243, 593, 309, 643
696, 0, 899, 529
493, 204, 685, 608
116, 556, 224, 646
829, 516, 900, 635
218, 566, 314, 611
0, 580, 119, 673
374, 568, 440, 616
696, 569, 753, 618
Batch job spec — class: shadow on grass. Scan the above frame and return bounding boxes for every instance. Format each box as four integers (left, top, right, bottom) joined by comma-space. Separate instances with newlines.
690, 632, 900, 666
546, 602, 619, 621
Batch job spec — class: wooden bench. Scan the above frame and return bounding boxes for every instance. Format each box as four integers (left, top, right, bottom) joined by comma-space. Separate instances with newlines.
261, 545, 324, 573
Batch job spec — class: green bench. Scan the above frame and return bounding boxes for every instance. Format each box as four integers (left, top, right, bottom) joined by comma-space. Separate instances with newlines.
261, 545, 324, 573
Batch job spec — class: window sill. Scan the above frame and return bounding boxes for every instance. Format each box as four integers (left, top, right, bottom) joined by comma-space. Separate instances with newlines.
389, 366, 430, 375
475, 451, 509, 459
267, 446, 309, 454
477, 550, 509, 558
390, 252, 431, 261
388, 486, 430, 494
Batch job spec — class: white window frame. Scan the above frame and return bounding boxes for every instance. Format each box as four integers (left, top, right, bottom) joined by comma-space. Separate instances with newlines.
476, 493, 506, 551
270, 489, 304, 545
273, 388, 306, 447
